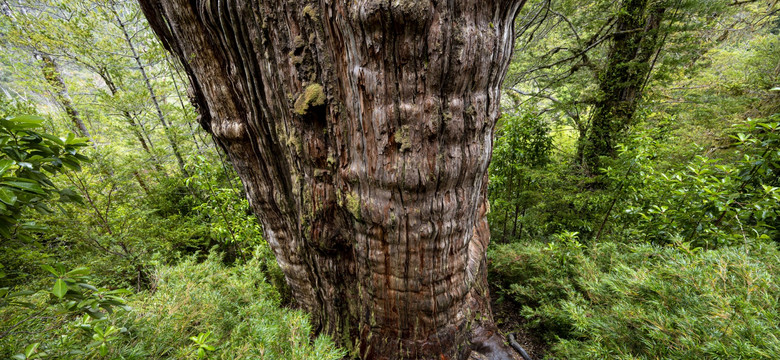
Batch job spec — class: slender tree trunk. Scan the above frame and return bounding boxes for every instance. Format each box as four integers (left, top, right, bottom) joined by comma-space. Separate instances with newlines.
100, 71, 167, 173
112, 8, 190, 177
517, 208, 527, 240
502, 207, 510, 242
167, 56, 205, 153
502, 173, 515, 242
38, 54, 93, 140
133, 171, 150, 195
139, 1, 525, 359
579, 0, 667, 176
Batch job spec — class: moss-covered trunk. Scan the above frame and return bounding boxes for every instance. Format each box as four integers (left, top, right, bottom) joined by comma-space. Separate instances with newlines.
138, 1, 524, 358
580, 0, 667, 175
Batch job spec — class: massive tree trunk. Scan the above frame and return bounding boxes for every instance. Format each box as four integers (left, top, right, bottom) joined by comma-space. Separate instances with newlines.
138, 1, 524, 358
580, 0, 667, 176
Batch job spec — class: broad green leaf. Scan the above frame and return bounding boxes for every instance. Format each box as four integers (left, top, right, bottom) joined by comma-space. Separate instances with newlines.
39, 133, 64, 146
9, 290, 35, 297
0, 187, 16, 205
66, 267, 90, 277
19, 222, 47, 231
10, 115, 45, 125
41, 264, 59, 277
1, 181, 45, 194
24, 343, 39, 357
3, 115, 44, 129
77, 283, 98, 291
0, 159, 13, 176
52, 278, 67, 298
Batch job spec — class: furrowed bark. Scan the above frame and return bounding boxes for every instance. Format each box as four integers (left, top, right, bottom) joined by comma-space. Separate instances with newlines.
138, 1, 524, 358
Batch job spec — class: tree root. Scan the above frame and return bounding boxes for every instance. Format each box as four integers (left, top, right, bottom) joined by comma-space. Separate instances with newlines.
508, 333, 533, 360
470, 326, 525, 360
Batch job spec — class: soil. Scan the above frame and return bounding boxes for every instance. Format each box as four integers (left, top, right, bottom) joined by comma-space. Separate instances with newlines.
490, 285, 549, 359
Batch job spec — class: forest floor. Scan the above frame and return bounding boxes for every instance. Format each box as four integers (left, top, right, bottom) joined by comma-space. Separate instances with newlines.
491, 285, 547, 359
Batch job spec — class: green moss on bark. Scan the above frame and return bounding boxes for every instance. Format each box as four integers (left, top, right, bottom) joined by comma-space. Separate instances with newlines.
294, 84, 326, 115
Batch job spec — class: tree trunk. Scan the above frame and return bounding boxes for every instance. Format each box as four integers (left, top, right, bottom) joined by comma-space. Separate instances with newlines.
580, 0, 666, 176
511, 203, 520, 238
100, 72, 167, 173
38, 54, 93, 140
111, 8, 190, 178
167, 57, 206, 154
139, 1, 525, 359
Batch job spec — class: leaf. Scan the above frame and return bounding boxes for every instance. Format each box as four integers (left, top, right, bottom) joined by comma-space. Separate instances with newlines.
1, 181, 45, 194
39, 133, 65, 146
52, 278, 68, 298
60, 158, 81, 171
24, 343, 39, 357
11, 115, 45, 125
77, 283, 98, 291
41, 264, 59, 277
85, 308, 106, 320
9, 290, 35, 297
4, 115, 45, 129
0, 187, 17, 205
0, 159, 14, 176
65, 267, 90, 277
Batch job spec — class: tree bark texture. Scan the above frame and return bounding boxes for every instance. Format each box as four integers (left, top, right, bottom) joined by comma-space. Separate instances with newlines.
139, 1, 524, 358
581, 0, 666, 175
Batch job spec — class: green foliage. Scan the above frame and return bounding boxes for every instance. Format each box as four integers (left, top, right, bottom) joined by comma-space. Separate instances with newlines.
115, 252, 344, 359
1, 265, 130, 359
184, 155, 268, 261
488, 111, 553, 241
0, 114, 88, 238
604, 116, 780, 248
491, 239, 780, 359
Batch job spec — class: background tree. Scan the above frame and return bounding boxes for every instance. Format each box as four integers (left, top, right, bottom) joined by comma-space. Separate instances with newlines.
488, 110, 552, 242
506, 0, 766, 176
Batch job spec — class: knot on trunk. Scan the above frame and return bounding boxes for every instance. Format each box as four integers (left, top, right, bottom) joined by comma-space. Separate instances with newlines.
210, 118, 247, 140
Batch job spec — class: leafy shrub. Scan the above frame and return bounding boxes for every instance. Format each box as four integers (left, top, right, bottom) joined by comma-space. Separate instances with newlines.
0, 114, 89, 239
115, 250, 344, 359
0, 266, 130, 359
490, 238, 780, 359
609, 116, 780, 248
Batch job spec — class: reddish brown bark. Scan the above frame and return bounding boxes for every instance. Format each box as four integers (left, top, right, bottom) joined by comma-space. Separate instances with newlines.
138, 1, 524, 358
